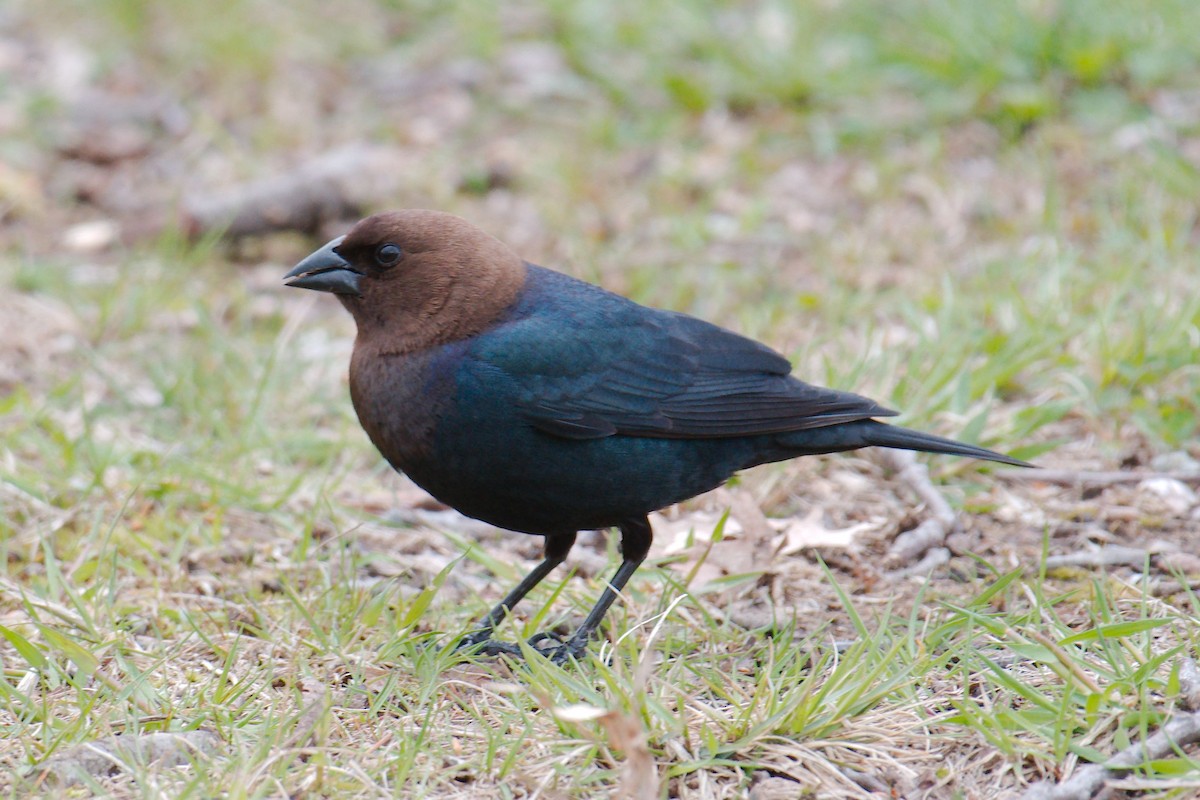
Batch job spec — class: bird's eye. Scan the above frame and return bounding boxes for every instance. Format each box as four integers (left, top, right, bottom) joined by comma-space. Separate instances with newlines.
374, 243, 403, 268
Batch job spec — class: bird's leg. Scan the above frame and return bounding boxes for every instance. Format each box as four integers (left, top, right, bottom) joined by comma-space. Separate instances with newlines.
457, 531, 575, 657
532, 516, 652, 665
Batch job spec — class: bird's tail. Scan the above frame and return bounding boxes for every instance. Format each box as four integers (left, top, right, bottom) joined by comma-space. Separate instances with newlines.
777, 419, 1032, 468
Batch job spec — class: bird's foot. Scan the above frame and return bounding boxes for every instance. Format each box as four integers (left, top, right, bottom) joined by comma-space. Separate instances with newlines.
456, 630, 588, 665
455, 631, 524, 659
527, 631, 588, 665
451, 633, 523, 662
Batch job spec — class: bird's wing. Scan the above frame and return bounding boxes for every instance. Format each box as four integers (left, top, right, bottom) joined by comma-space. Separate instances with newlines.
468, 297, 896, 441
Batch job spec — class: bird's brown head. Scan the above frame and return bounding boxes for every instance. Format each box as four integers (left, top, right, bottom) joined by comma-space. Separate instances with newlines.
284, 210, 526, 353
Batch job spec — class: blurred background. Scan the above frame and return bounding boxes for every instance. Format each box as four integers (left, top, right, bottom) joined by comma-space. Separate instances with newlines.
3, 0, 1200, 796
5, 0, 1200, 448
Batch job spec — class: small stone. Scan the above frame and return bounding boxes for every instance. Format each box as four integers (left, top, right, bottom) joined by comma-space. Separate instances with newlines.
63, 219, 119, 253
1137, 478, 1197, 516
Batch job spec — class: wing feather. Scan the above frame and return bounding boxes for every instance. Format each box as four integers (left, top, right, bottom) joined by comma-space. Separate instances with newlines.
467, 269, 895, 440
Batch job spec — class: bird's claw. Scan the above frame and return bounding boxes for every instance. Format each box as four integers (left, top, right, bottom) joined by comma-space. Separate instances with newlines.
455, 634, 525, 659
526, 631, 564, 650
456, 630, 587, 665
455, 629, 493, 650
527, 631, 587, 665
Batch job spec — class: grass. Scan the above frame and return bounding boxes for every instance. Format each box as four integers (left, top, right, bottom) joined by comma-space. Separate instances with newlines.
3, 0, 1200, 796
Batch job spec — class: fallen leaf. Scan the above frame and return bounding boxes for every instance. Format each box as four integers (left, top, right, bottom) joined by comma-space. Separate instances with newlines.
552, 704, 658, 799
552, 703, 608, 722
777, 508, 876, 555
597, 710, 658, 800
654, 510, 742, 555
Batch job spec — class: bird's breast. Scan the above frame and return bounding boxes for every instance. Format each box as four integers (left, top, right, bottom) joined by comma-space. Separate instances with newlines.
348, 344, 458, 474
346, 337, 774, 536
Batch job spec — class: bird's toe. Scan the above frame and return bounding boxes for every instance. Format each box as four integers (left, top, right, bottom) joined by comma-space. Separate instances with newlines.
527, 632, 587, 665
456, 634, 524, 659
526, 631, 565, 651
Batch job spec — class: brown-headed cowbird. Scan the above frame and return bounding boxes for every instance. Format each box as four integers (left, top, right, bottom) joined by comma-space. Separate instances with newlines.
285, 210, 1028, 663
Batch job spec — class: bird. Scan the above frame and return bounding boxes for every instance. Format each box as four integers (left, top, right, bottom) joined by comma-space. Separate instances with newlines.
284, 209, 1029, 664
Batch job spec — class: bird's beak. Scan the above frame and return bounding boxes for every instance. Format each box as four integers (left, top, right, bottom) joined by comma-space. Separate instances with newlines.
284, 236, 362, 296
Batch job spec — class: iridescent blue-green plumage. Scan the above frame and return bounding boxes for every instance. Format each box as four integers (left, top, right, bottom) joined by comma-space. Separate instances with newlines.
390, 264, 1021, 536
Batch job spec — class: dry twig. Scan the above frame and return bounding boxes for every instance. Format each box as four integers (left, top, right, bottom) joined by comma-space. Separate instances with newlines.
1043, 546, 1153, 570
1148, 578, 1200, 597
996, 469, 1200, 487
886, 547, 950, 581
181, 145, 410, 240
882, 450, 957, 564
1021, 658, 1200, 800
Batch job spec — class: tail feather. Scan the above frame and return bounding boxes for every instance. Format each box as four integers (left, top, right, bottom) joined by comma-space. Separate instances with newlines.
858, 421, 1032, 467
778, 419, 1032, 468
